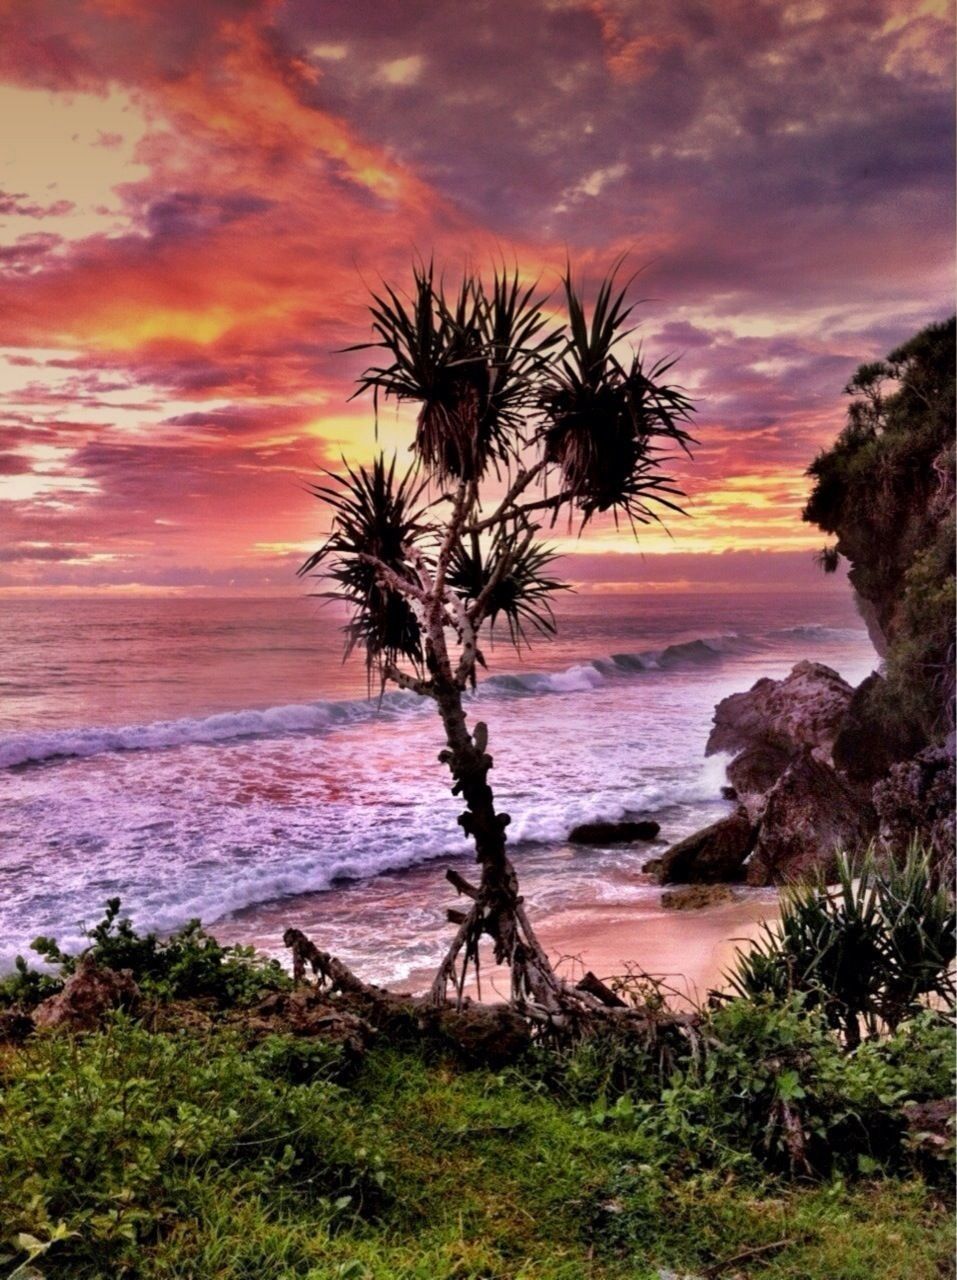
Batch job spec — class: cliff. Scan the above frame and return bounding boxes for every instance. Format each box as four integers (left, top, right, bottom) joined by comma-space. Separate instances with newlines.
661, 319, 955, 884
803, 317, 955, 749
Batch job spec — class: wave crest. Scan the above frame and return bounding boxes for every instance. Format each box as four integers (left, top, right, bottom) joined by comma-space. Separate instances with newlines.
0, 626, 866, 770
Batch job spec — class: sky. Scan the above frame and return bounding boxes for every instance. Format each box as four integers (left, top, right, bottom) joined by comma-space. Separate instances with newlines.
0, 0, 953, 595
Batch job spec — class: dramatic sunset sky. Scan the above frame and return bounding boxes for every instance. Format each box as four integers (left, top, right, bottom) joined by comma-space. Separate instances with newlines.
0, 0, 953, 594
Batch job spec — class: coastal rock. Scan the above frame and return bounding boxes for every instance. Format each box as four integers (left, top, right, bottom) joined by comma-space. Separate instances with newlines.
746, 751, 872, 885
726, 742, 796, 817
431, 1003, 532, 1067
33, 956, 139, 1032
831, 673, 920, 789
707, 661, 854, 763
248, 989, 374, 1063
656, 807, 755, 884
569, 819, 660, 845
902, 1098, 955, 1162
873, 739, 956, 873
661, 884, 736, 910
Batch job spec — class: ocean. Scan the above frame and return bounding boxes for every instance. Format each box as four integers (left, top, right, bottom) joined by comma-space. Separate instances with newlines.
0, 589, 878, 985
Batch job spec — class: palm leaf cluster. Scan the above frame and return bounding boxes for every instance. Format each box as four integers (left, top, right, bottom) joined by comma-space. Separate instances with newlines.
352, 263, 557, 484
299, 457, 428, 679
448, 529, 568, 650
728, 847, 955, 1047
307, 258, 699, 676
541, 269, 695, 526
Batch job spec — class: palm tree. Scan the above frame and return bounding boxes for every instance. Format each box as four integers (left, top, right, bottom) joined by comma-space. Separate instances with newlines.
301, 261, 695, 1020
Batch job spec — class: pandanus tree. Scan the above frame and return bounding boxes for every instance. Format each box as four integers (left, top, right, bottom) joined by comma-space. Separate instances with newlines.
301, 262, 695, 1018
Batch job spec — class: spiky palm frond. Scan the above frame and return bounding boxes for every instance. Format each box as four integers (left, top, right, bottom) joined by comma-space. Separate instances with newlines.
541, 267, 696, 526
815, 545, 841, 573
727, 846, 955, 1044
448, 527, 568, 649
299, 456, 429, 680
479, 265, 562, 441
350, 264, 558, 484
349, 263, 492, 483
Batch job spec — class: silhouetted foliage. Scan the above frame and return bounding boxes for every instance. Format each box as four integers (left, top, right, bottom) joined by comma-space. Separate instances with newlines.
299, 260, 696, 1010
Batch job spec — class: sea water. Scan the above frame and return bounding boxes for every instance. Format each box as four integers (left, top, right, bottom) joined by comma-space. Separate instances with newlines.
0, 590, 877, 982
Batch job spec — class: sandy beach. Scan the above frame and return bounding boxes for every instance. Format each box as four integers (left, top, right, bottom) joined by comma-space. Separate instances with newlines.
402, 893, 781, 1007
213, 880, 781, 1009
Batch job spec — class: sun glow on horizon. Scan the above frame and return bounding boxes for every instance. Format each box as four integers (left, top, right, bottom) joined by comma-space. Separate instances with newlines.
0, 0, 951, 593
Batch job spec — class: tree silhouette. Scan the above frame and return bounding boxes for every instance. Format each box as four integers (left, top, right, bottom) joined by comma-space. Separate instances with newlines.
301, 261, 695, 1018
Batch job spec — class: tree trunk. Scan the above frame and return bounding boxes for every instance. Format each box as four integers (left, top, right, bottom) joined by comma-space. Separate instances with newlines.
428, 675, 566, 1013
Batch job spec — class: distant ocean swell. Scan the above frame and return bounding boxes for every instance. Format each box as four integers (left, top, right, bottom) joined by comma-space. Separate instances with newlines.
0, 627, 864, 771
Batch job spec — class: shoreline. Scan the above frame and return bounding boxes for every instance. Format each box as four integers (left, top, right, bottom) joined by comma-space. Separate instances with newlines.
403, 893, 781, 1007
212, 881, 781, 1008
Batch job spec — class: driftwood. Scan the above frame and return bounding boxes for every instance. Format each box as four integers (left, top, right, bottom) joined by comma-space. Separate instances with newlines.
702, 1238, 793, 1277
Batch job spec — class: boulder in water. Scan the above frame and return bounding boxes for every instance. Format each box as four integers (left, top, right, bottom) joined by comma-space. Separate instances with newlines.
655, 807, 755, 884
569, 819, 660, 845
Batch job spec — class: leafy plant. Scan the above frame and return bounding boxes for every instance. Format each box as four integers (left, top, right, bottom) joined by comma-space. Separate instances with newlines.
727, 848, 956, 1046
3, 899, 290, 1010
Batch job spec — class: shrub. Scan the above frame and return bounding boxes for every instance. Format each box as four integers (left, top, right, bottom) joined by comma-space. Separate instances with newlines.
727, 848, 955, 1047
0, 1018, 387, 1276
2, 899, 291, 1010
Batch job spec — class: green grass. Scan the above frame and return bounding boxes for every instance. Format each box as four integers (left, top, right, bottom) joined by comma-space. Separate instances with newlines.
1, 1014, 952, 1280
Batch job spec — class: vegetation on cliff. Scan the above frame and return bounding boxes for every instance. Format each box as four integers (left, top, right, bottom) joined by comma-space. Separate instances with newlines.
803, 317, 956, 746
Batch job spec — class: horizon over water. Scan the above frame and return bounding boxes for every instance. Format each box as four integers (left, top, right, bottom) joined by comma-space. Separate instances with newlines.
1, 587, 878, 984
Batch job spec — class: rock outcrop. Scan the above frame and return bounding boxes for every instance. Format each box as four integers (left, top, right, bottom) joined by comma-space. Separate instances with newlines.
661, 884, 736, 910
670, 663, 879, 885
873, 738, 956, 877
830, 673, 920, 790
707, 661, 854, 763
801, 318, 955, 865
725, 742, 796, 819
682, 321, 956, 884
33, 956, 139, 1032
745, 751, 872, 885
569, 819, 660, 845
247, 989, 375, 1064
655, 807, 755, 884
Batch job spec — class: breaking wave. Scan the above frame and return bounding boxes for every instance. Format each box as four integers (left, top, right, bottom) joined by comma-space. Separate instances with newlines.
0, 628, 847, 771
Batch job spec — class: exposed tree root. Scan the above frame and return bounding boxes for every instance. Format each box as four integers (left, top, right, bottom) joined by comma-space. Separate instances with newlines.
282, 925, 701, 1060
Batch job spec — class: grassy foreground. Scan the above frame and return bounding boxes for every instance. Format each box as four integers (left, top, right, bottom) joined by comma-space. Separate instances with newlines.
1, 876, 953, 1280
1, 1003, 953, 1280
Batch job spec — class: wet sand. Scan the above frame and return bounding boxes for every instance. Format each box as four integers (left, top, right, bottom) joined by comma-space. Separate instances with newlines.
402, 894, 780, 1007
215, 876, 780, 1009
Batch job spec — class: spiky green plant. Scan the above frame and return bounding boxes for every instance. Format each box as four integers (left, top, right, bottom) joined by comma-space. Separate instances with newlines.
447, 526, 568, 653
299, 456, 429, 681
540, 268, 695, 526
727, 846, 956, 1047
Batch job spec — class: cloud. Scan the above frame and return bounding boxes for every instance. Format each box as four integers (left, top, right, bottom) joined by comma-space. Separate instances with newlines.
0, 0, 951, 591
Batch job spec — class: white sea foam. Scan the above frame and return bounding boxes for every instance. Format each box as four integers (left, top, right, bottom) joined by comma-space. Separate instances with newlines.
0, 606, 878, 975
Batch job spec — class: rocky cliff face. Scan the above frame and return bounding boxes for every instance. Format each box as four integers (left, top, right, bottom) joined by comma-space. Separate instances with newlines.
804, 317, 955, 751
657, 320, 955, 887
801, 317, 955, 871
